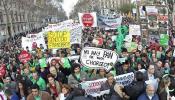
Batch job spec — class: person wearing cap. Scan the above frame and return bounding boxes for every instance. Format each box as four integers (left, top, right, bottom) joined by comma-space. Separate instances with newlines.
137, 84, 159, 100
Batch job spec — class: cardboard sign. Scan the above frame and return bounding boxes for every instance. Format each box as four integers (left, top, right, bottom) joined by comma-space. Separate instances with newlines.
18, 50, 32, 64
81, 72, 134, 96
80, 47, 118, 70
78, 12, 97, 27
47, 31, 71, 49
129, 25, 141, 35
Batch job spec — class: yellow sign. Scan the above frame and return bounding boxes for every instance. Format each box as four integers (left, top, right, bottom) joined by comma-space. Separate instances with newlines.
48, 31, 71, 49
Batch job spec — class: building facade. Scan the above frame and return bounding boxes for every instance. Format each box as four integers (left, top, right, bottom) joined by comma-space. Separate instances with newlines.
0, 0, 63, 38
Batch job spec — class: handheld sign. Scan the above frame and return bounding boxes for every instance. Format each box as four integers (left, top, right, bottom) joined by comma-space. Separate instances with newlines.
18, 50, 31, 64
80, 47, 118, 71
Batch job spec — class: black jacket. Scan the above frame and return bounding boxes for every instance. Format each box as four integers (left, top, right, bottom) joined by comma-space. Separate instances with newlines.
125, 81, 146, 100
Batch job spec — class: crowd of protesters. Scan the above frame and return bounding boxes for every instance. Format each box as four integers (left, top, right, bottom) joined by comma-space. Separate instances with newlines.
0, 17, 174, 100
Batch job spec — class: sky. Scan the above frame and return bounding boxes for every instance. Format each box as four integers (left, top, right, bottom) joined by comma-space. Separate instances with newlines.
49, 0, 79, 18
61, 0, 79, 18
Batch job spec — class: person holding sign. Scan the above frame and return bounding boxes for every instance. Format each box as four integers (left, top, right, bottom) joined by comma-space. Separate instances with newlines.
100, 73, 116, 99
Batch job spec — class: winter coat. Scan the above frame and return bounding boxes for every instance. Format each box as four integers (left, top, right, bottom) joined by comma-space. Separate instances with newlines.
27, 91, 52, 100
68, 71, 88, 88
137, 93, 159, 100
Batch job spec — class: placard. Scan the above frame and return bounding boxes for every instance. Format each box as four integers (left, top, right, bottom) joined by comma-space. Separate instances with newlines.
78, 12, 97, 27
18, 50, 32, 64
81, 72, 134, 96
21, 34, 47, 51
129, 25, 141, 35
47, 31, 71, 49
80, 47, 118, 70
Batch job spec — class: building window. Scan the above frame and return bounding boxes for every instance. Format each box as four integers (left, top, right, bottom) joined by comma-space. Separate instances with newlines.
0, 12, 3, 23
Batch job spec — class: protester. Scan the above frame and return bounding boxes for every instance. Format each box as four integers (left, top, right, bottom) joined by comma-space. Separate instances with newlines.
137, 84, 159, 100
47, 74, 61, 99
110, 84, 130, 100
5, 89, 19, 100
27, 84, 52, 100
68, 63, 88, 88
158, 75, 172, 100
16, 80, 28, 100
125, 71, 146, 100
31, 72, 47, 91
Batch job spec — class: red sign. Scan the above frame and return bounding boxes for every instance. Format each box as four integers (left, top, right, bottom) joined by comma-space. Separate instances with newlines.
18, 50, 31, 64
82, 13, 94, 27
0, 64, 6, 78
158, 15, 168, 21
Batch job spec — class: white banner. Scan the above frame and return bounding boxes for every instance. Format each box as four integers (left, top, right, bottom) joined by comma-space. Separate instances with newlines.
70, 25, 82, 44
78, 12, 97, 27
80, 47, 118, 71
129, 25, 141, 35
81, 72, 134, 96
98, 15, 122, 29
21, 34, 47, 51
48, 55, 80, 64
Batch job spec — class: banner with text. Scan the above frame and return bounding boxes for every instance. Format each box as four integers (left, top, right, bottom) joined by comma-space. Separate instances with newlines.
70, 25, 82, 44
80, 47, 118, 71
129, 25, 141, 35
47, 31, 70, 49
81, 72, 134, 96
98, 15, 122, 30
21, 34, 47, 51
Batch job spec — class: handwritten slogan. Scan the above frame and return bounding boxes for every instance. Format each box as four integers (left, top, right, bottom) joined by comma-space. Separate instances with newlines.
80, 47, 118, 70
81, 72, 134, 96
47, 31, 70, 49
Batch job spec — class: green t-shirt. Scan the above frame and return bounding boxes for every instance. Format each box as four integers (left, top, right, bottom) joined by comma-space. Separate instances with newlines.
62, 58, 71, 69
75, 73, 80, 80
32, 77, 46, 91
34, 96, 41, 100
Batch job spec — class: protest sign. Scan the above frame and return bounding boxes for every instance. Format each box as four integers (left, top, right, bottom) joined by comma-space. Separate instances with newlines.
48, 55, 80, 65
129, 25, 141, 35
0, 64, 6, 78
124, 42, 138, 52
115, 72, 135, 86
47, 31, 71, 49
81, 72, 134, 96
78, 12, 97, 27
80, 47, 118, 70
21, 34, 47, 51
98, 15, 122, 29
70, 25, 82, 44
18, 50, 32, 64
160, 34, 169, 46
